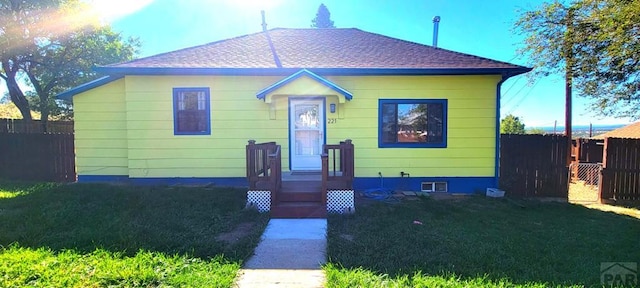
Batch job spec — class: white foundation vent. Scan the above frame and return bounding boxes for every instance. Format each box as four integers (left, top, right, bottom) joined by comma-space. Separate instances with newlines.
421, 182, 447, 193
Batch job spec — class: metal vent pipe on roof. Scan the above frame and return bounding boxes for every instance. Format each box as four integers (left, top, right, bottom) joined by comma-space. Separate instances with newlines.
432, 16, 440, 47
261, 10, 267, 31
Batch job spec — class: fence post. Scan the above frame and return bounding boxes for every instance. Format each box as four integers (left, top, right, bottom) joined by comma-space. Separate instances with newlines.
246, 140, 256, 188
598, 137, 609, 203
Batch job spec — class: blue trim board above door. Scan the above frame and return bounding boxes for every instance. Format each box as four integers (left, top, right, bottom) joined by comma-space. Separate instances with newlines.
256, 69, 353, 101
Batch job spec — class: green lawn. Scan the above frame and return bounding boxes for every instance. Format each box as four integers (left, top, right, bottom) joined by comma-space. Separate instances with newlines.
326, 196, 640, 287
0, 181, 268, 287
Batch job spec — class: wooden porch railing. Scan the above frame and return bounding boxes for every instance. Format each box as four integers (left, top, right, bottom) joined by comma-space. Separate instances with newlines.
246, 140, 282, 206
321, 139, 354, 205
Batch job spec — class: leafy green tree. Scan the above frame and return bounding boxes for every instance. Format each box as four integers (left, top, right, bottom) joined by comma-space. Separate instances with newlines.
23, 26, 139, 124
514, 0, 640, 119
0, 0, 62, 121
0, 0, 139, 128
501, 114, 526, 134
311, 3, 335, 28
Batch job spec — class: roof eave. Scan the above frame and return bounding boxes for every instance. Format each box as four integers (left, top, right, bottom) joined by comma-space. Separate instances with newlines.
56, 75, 124, 100
94, 66, 532, 76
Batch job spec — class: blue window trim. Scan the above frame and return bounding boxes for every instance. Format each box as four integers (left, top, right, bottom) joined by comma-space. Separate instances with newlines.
173, 87, 211, 135
378, 99, 447, 148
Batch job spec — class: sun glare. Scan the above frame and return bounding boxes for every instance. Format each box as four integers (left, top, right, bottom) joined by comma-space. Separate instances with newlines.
223, 0, 284, 10
86, 0, 154, 22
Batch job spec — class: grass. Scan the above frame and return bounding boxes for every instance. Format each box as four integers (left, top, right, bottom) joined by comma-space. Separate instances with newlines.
326, 196, 640, 287
0, 180, 269, 287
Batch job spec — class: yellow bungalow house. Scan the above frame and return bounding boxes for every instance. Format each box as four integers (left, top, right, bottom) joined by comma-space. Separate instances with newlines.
59, 28, 530, 217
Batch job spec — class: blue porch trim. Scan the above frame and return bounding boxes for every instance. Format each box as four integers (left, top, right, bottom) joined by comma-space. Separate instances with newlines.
56, 75, 124, 100
77, 175, 130, 183
353, 176, 495, 194
77, 175, 492, 194
256, 69, 353, 101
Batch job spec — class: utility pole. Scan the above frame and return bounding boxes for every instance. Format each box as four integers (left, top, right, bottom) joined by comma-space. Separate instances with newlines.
564, 7, 574, 165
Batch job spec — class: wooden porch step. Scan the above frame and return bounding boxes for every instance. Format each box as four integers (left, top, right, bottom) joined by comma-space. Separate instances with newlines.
281, 181, 322, 193
279, 192, 322, 202
271, 202, 327, 218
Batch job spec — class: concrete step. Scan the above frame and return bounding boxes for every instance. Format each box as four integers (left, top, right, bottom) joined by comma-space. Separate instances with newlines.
271, 202, 326, 218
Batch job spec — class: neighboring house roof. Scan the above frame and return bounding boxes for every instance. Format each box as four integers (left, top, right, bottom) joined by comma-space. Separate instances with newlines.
592, 122, 640, 139
96, 28, 530, 75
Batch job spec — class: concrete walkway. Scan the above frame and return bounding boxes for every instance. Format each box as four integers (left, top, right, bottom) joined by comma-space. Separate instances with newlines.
235, 219, 327, 287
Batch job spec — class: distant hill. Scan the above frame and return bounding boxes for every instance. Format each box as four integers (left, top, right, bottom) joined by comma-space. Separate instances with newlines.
529, 124, 626, 138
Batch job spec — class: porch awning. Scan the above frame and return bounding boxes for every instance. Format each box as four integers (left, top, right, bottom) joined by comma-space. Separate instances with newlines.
256, 69, 353, 103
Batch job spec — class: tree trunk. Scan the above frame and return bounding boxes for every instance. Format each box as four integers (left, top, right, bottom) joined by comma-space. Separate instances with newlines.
1, 60, 32, 121
40, 94, 49, 132
6, 75, 32, 121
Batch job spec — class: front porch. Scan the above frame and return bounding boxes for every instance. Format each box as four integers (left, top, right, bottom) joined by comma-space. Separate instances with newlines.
246, 139, 355, 218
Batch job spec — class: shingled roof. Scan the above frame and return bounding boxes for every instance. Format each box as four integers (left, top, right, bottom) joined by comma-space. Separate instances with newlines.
592, 122, 640, 139
97, 28, 529, 75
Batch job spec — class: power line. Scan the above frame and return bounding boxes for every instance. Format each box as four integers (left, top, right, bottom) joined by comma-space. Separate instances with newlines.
503, 80, 530, 107
502, 76, 522, 98
507, 79, 541, 115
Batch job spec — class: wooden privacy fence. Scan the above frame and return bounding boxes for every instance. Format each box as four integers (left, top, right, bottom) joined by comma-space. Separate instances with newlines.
572, 138, 604, 163
0, 133, 76, 182
600, 137, 640, 201
500, 134, 569, 197
0, 118, 74, 133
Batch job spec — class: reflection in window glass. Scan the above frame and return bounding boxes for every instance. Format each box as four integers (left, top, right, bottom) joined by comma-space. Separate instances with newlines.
380, 100, 445, 146
295, 104, 319, 128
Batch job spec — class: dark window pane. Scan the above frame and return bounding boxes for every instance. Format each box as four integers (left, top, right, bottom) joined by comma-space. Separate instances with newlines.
426, 103, 443, 143
379, 100, 446, 146
175, 90, 208, 133
381, 104, 397, 143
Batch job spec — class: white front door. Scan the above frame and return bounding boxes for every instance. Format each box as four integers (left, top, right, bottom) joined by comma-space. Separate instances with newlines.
290, 98, 325, 171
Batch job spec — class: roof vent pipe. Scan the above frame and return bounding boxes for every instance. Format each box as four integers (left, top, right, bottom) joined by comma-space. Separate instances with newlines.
432, 16, 440, 47
261, 10, 267, 32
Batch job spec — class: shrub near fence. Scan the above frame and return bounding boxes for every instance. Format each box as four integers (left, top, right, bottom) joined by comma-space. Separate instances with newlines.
600, 137, 640, 201
500, 134, 569, 198
0, 133, 75, 182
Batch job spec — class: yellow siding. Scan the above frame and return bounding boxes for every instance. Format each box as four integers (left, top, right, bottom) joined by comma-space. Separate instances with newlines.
324, 75, 500, 178
124, 75, 286, 177
73, 74, 500, 179
73, 79, 128, 176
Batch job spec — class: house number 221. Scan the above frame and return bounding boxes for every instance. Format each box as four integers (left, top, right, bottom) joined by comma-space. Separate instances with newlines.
328, 118, 337, 124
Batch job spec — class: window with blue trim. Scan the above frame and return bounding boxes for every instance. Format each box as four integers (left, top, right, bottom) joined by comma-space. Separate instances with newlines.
379, 99, 447, 148
173, 87, 211, 135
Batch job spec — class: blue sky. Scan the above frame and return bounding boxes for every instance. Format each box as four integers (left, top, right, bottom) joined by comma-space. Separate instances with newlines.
3, 0, 633, 127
